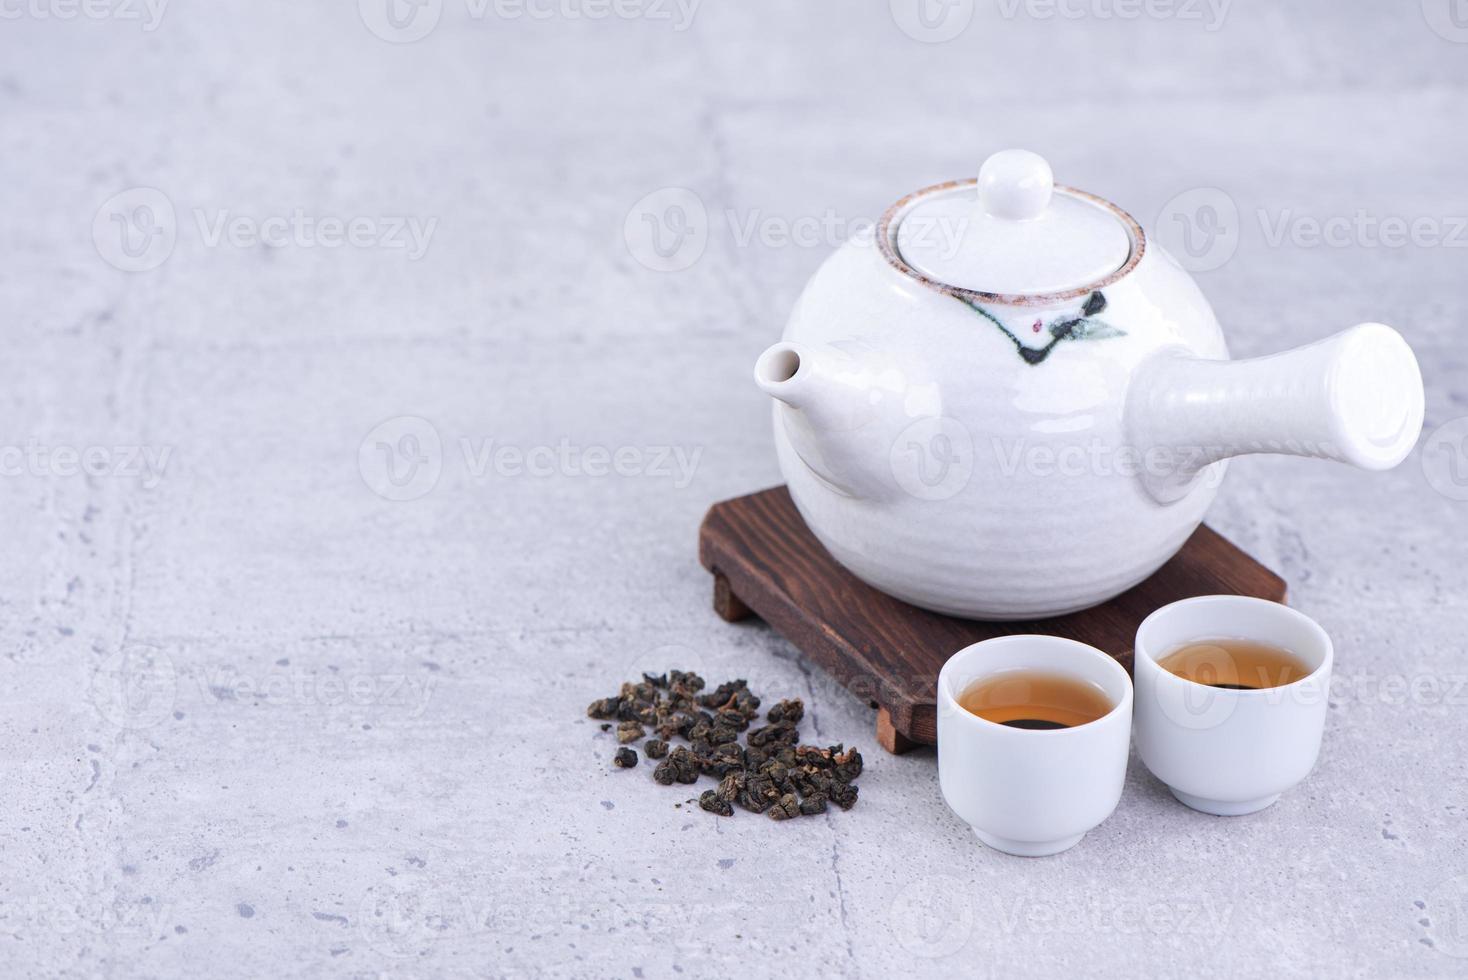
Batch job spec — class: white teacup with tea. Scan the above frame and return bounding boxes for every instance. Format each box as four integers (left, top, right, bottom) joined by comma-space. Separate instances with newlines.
937, 636, 1133, 856
1132, 595, 1334, 816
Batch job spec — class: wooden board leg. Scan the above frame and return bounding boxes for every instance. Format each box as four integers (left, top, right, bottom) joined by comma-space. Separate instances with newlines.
875, 706, 920, 755
712, 571, 754, 623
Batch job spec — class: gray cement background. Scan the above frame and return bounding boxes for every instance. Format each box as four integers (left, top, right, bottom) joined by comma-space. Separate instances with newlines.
2, 1, 1467, 977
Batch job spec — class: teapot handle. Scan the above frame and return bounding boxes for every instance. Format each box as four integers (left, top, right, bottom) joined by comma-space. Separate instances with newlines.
1126, 323, 1425, 504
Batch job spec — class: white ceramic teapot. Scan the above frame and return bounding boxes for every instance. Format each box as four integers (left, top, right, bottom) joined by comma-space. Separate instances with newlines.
754, 150, 1425, 621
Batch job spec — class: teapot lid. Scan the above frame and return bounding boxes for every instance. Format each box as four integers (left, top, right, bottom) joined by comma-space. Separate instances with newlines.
892, 150, 1134, 297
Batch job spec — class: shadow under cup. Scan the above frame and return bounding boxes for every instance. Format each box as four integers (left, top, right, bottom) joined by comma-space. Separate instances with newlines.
936, 636, 1133, 857
1132, 596, 1334, 816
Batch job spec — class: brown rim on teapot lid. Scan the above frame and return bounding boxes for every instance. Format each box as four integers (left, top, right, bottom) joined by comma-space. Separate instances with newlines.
884, 149, 1144, 303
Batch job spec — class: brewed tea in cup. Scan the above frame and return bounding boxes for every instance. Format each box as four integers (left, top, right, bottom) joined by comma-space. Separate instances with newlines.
956, 670, 1115, 729
1133, 596, 1333, 816
1156, 639, 1311, 691
938, 636, 1132, 857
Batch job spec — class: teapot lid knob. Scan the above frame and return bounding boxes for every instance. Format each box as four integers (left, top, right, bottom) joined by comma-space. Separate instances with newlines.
893, 148, 1132, 295
978, 149, 1053, 221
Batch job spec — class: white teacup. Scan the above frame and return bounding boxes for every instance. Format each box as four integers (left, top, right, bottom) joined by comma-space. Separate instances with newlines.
1133, 596, 1334, 816
937, 636, 1133, 857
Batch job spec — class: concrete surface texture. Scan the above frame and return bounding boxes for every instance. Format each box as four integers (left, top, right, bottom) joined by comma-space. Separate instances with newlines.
2, 1, 1466, 977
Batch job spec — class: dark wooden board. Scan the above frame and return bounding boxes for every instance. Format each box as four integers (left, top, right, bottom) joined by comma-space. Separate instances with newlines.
698, 486, 1286, 754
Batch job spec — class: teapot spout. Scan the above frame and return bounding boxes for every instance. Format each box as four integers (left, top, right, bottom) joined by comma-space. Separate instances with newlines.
754, 341, 897, 498
754, 342, 819, 411
1127, 323, 1425, 503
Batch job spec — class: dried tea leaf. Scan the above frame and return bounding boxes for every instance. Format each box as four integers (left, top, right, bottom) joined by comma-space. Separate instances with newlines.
833, 747, 863, 782
829, 781, 859, 810
768, 793, 801, 821
747, 722, 799, 748
698, 789, 733, 816
655, 746, 702, 785
587, 697, 621, 720
766, 698, 804, 724
716, 771, 746, 802
588, 668, 863, 820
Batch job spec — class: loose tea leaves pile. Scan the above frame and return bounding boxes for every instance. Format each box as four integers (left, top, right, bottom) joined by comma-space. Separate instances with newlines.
588, 670, 862, 820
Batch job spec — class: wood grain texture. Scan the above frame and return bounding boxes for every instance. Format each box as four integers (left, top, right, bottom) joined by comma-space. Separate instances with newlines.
699, 486, 1287, 753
